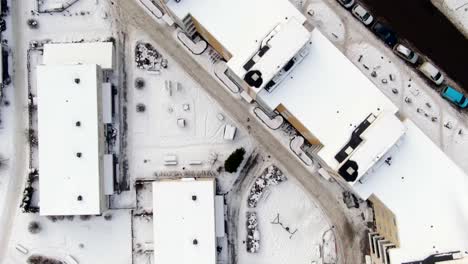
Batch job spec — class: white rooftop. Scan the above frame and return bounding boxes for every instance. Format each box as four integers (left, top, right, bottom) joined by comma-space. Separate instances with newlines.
257, 29, 404, 181
166, 0, 307, 85
354, 120, 468, 263
229, 17, 310, 92
37, 64, 104, 216
43, 42, 114, 70
153, 178, 216, 264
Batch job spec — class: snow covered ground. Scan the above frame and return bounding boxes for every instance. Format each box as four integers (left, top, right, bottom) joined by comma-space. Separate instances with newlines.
127, 27, 255, 180
4, 210, 132, 264
238, 168, 336, 264
432, 0, 468, 39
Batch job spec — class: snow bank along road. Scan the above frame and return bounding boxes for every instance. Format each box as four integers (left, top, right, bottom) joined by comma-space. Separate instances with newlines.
113, 0, 365, 263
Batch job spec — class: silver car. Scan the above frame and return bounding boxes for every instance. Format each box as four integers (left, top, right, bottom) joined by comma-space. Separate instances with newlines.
352, 4, 374, 26
393, 44, 419, 64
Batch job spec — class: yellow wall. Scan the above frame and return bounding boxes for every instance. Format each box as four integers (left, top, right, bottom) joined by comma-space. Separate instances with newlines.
370, 195, 400, 247
276, 104, 321, 145
191, 16, 232, 61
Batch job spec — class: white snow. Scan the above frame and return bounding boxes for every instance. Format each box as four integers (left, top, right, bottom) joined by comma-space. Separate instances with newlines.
42, 42, 114, 70
0, 0, 124, 262
303, 0, 468, 174
4, 210, 132, 264
127, 29, 254, 178
432, 0, 468, 39
152, 178, 216, 264
36, 64, 105, 216
354, 120, 468, 263
239, 176, 334, 264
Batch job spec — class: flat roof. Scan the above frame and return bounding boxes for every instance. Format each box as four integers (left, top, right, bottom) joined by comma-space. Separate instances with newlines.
166, 0, 307, 83
257, 29, 404, 181
153, 178, 216, 264
354, 120, 468, 263
37, 64, 104, 216
43, 42, 114, 70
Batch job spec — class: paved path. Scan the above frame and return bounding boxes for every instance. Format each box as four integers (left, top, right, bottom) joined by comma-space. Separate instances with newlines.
114, 1, 365, 263
0, 0, 29, 261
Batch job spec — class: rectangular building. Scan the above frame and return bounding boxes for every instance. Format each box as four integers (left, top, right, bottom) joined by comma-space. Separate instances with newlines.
37, 64, 106, 216
257, 30, 406, 183
163, 0, 310, 98
152, 178, 216, 264
42, 42, 115, 70
354, 120, 468, 264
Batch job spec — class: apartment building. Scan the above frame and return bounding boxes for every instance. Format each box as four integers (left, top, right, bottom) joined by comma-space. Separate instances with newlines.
158, 0, 468, 263
37, 42, 115, 215
160, 0, 310, 99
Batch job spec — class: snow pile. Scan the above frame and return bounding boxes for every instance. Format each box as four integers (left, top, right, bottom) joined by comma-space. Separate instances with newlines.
248, 166, 286, 208
134, 42, 167, 71
246, 212, 260, 253
321, 228, 338, 264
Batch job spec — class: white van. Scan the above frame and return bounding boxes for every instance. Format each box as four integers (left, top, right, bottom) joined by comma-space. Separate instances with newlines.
418, 62, 444, 85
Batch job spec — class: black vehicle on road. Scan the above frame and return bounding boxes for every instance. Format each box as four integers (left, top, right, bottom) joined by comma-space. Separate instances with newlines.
371, 22, 398, 47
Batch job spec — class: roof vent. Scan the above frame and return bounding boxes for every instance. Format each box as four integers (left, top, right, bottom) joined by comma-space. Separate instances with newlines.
244, 70, 263, 88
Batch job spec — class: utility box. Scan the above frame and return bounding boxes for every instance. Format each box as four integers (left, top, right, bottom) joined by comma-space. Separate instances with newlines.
223, 124, 236, 140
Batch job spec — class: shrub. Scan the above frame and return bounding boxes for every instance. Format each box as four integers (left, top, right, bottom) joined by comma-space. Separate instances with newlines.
224, 148, 245, 173
27, 254, 64, 264
134, 78, 145, 89
28, 221, 41, 234
136, 103, 146, 112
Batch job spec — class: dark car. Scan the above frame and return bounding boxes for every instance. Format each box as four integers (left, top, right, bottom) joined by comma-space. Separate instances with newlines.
371, 22, 398, 47
337, 0, 355, 9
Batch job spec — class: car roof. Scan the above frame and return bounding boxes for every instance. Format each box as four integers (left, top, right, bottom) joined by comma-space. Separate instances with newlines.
353, 5, 366, 14
443, 86, 463, 101
396, 44, 411, 56
420, 62, 439, 76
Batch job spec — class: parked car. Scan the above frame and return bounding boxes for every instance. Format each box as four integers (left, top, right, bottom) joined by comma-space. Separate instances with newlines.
393, 44, 419, 64
441, 86, 468, 108
418, 62, 444, 85
371, 22, 398, 47
337, 0, 355, 9
352, 4, 374, 26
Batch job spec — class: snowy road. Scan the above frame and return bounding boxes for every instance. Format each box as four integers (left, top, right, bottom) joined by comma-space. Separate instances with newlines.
113, 1, 365, 263
0, 0, 29, 261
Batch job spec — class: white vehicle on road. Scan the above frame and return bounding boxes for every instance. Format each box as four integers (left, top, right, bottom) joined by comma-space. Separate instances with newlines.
418, 62, 444, 85
393, 44, 419, 64
352, 4, 374, 26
